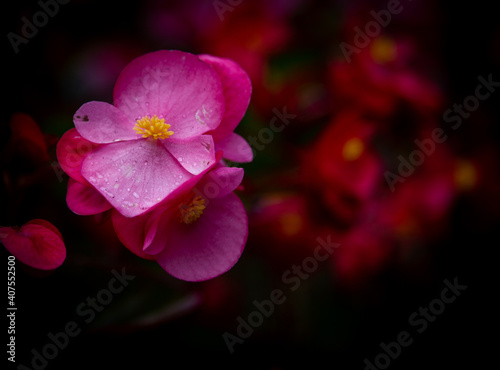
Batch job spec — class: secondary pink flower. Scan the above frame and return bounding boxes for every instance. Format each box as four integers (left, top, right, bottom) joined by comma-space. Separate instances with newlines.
67, 50, 233, 217
112, 166, 248, 281
0, 219, 66, 270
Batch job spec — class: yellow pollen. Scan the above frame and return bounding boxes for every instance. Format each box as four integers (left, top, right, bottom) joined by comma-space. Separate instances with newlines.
280, 212, 303, 236
342, 137, 365, 161
134, 115, 173, 140
454, 160, 477, 191
179, 196, 206, 225
371, 37, 397, 64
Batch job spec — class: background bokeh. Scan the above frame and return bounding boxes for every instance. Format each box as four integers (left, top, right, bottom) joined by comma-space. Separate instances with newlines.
2, 0, 499, 368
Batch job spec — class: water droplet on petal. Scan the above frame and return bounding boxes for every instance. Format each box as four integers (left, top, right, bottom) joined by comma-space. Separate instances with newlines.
133, 192, 140, 199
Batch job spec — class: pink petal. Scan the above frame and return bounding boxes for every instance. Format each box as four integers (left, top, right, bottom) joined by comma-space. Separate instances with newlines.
196, 167, 244, 200
198, 54, 252, 142
111, 210, 155, 260
145, 150, 224, 216
74, 101, 139, 144
113, 50, 225, 140
81, 139, 192, 217
0, 223, 66, 270
24, 219, 64, 241
66, 178, 112, 216
143, 210, 172, 255
153, 193, 248, 282
163, 135, 215, 175
56, 128, 99, 185
215, 132, 253, 163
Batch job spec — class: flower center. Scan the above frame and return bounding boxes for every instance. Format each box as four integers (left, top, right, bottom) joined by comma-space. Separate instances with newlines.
371, 37, 397, 64
342, 137, 364, 161
454, 160, 477, 191
178, 196, 206, 224
134, 115, 174, 140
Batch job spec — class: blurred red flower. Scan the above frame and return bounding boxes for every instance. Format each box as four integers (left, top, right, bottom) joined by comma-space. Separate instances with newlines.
330, 36, 443, 119
301, 110, 383, 227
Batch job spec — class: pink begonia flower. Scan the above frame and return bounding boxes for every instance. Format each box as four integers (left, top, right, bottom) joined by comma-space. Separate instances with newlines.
0, 219, 66, 270
112, 166, 248, 281
63, 50, 252, 218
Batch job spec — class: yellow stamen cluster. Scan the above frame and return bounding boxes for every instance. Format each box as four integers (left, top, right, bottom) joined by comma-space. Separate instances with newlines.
134, 115, 174, 140
454, 160, 477, 191
342, 137, 365, 161
178, 196, 206, 225
280, 212, 303, 236
371, 37, 397, 64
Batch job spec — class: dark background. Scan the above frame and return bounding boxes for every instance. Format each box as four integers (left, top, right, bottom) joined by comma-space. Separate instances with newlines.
2, 0, 499, 368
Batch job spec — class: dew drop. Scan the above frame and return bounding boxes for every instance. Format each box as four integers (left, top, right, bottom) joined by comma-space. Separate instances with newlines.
100, 187, 115, 199
133, 192, 140, 199
178, 157, 183, 162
